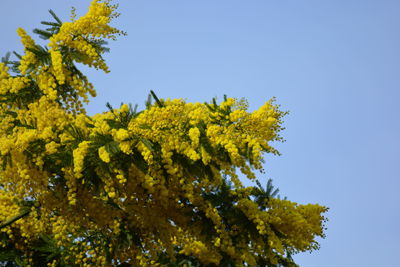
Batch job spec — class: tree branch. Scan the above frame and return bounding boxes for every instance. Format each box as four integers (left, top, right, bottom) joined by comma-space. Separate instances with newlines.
0, 208, 31, 229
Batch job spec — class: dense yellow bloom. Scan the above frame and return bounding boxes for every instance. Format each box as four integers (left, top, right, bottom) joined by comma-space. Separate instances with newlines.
48, 0, 124, 73
0, 76, 30, 95
0, 1, 327, 266
73, 141, 91, 177
180, 240, 222, 264
98, 146, 110, 162
0, 63, 9, 80
50, 50, 65, 85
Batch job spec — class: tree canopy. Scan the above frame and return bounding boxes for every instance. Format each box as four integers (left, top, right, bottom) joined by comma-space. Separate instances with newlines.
0, 1, 327, 266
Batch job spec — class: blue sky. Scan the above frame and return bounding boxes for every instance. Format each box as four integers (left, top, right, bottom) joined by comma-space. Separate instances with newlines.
2, 1, 400, 266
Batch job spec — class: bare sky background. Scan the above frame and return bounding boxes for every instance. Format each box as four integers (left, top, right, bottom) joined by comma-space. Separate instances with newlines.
1, 1, 399, 266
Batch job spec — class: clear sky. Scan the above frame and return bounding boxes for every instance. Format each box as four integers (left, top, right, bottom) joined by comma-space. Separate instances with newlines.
1, 1, 400, 266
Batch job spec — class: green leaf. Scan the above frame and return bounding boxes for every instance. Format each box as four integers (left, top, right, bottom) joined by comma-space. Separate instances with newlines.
32, 29, 53, 40
0, 249, 19, 262
1, 52, 11, 63
40, 21, 61, 27
48, 9, 62, 25
138, 124, 151, 130
12, 52, 22, 60
150, 90, 164, 107
140, 138, 154, 151
105, 141, 121, 155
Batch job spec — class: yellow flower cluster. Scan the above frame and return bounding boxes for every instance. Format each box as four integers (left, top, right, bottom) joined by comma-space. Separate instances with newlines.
16, 28, 38, 75
0, 63, 9, 80
0, 190, 46, 252
73, 141, 91, 177
3, 0, 124, 113
0, 76, 30, 95
0, 67, 310, 265
50, 50, 65, 85
0, 1, 327, 266
179, 240, 221, 265
188, 127, 200, 148
48, 0, 124, 73
98, 145, 111, 162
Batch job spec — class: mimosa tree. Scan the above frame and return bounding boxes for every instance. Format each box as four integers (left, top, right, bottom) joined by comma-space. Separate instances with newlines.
0, 1, 327, 266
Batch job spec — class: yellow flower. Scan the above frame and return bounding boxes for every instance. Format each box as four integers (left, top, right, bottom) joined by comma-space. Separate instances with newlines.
98, 146, 110, 163
120, 104, 129, 113
73, 141, 91, 178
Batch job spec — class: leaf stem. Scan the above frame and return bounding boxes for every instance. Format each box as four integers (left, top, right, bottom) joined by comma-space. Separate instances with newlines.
0, 208, 31, 229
